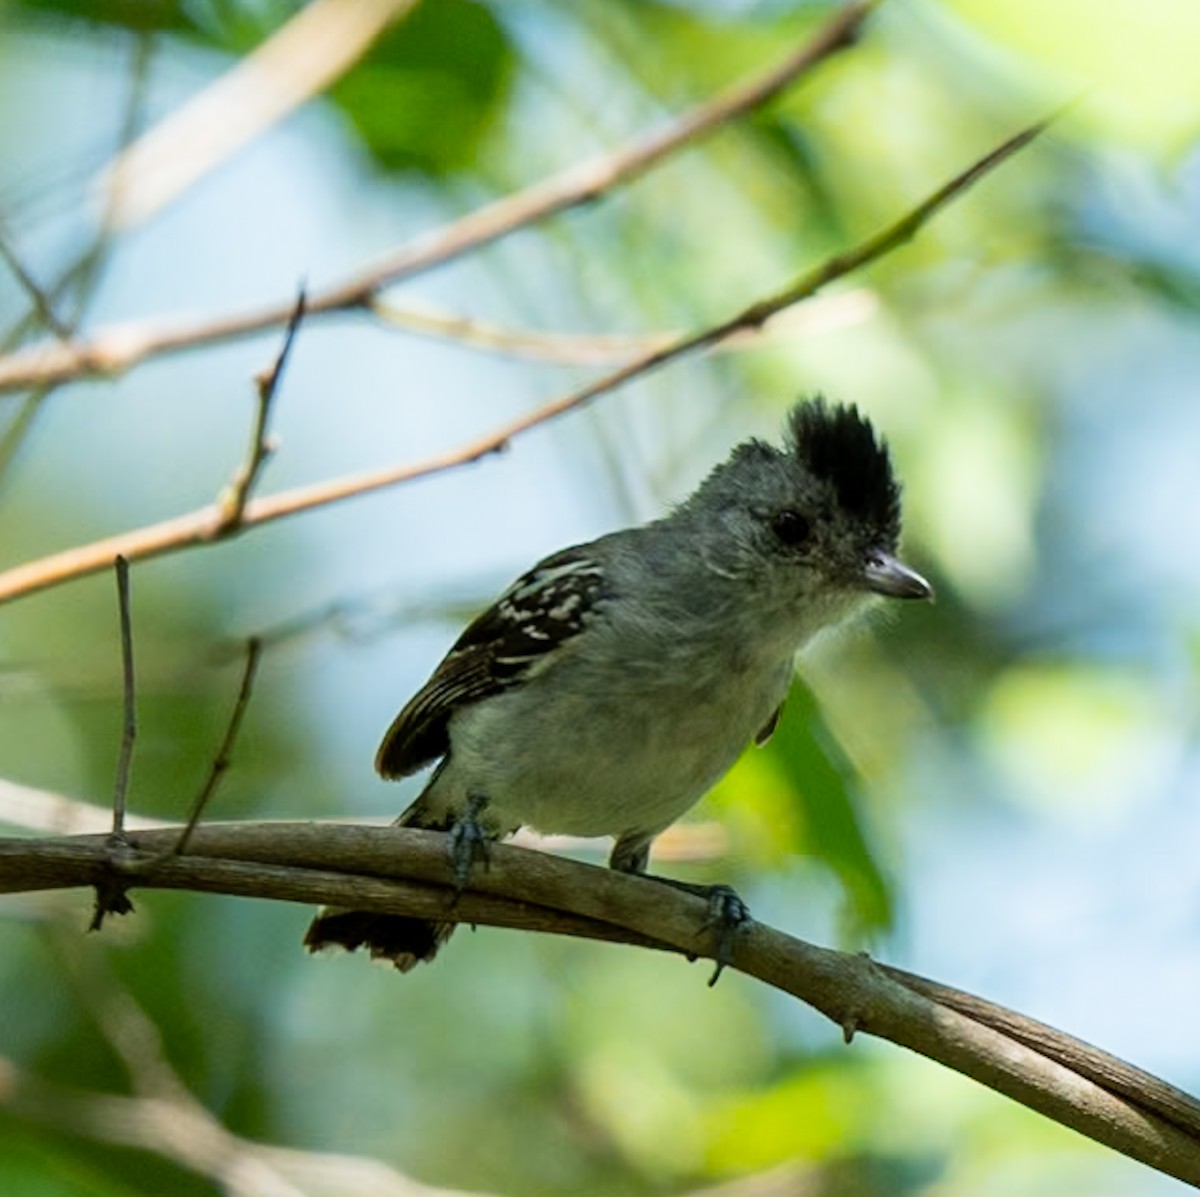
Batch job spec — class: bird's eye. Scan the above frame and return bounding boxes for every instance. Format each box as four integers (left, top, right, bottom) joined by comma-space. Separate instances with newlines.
770, 508, 811, 546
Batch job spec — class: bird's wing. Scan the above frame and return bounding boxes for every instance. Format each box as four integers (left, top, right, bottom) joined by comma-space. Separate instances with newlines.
375, 545, 610, 778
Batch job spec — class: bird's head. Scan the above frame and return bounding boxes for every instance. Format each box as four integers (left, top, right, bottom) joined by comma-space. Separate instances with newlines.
679, 398, 932, 630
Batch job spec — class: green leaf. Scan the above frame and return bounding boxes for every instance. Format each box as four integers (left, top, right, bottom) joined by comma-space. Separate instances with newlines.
766, 680, 894, 940
329, 0, 514, 177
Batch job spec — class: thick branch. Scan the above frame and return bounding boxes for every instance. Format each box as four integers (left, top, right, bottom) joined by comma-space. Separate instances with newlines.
1, 822, 1198, 1186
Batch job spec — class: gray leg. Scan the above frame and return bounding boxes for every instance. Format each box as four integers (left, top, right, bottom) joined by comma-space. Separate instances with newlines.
608, 830, 749, 985
448, 793, 491, 891
609, 832, 653, 874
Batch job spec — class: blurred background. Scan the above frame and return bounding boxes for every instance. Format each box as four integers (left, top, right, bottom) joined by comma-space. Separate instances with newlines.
1, 0, 1198, 1194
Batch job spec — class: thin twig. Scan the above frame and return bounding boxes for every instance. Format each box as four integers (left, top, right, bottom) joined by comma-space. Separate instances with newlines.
0, 34, 155, 487
0, 0, 879, 396
215, 289, 305, 533
0, 114, 1052, 608
173, 638, 263, 856
109, 555, 135, 842
0, 387, 53, 482
368, 289, 876, 365
0, 221, 71, 340
89, 555, 138, 931
2, 823, 1199, 1185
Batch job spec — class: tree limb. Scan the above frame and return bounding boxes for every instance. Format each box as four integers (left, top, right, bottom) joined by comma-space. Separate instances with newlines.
0, 0, 878, 398
1, 822, 1198, 1186
0, 113, 1049, 607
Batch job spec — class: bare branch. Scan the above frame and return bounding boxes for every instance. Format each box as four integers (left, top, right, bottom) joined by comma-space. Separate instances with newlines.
0, 36, 154, 485
1, 822, 1199, 1186
214, 289, 305, 533
878, 962, 1200, 1153
99, 0, 420, 230
108, 555, 136, 843
368, 290, 877, 365
172, 638, 263, 856
90, 555, 138, 931
0, 115, 1050, 608
0, 220, 70, 340
0, 0, 879, 397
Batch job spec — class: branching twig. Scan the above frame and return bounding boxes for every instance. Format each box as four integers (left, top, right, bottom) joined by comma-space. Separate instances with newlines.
2, 822, 1199, 1186
214, 289, 305, 533
0, 0, 879, 397
0, 116, 1050, 608
0, 221, 71, 341
173, 638, 263, 856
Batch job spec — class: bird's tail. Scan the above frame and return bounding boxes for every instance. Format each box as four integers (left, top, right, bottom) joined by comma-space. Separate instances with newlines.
302, 795, 456, 972
302, 907, 455, 972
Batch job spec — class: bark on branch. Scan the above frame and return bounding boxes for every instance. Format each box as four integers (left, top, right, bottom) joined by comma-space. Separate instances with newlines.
1, 822, 1198, 1187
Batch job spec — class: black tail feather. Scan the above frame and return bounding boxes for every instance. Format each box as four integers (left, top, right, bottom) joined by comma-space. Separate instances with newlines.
303, 909, 455, 973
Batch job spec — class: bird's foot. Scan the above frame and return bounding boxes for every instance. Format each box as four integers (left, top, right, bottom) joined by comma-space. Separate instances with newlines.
447, 794, 491, 894
642, 875, 751, 985
699, 884, 751, 985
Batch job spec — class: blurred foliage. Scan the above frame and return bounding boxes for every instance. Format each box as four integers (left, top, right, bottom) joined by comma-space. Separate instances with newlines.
331, 0, 514, 176
11, 0, 516, 177
0, 1, 1199, 1196
709, 679, 893, 940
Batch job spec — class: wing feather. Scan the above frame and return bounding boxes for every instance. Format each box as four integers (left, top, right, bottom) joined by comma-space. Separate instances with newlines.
375, 546, 608, 778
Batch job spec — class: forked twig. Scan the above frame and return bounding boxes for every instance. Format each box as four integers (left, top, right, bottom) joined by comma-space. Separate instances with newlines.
0, 222, 71, 341
214, 288, 306, 533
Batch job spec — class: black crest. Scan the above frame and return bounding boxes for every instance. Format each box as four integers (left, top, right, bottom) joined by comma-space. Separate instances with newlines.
788, 398, 901, 542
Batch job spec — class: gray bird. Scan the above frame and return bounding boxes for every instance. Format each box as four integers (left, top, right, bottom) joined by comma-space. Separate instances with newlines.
304, 398, 931, 971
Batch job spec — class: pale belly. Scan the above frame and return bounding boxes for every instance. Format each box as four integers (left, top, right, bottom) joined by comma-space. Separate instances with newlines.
421, 655, 791, 842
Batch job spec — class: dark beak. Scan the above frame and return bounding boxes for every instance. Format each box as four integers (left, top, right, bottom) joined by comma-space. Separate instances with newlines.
864, 551, 933, 601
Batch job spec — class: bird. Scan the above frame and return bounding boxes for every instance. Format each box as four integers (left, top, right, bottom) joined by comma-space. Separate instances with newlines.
304, 398, 931, 971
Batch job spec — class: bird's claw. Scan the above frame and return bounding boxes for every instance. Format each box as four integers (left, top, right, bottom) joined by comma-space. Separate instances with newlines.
637, 874, 751, 984
700, 884, 751, 986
